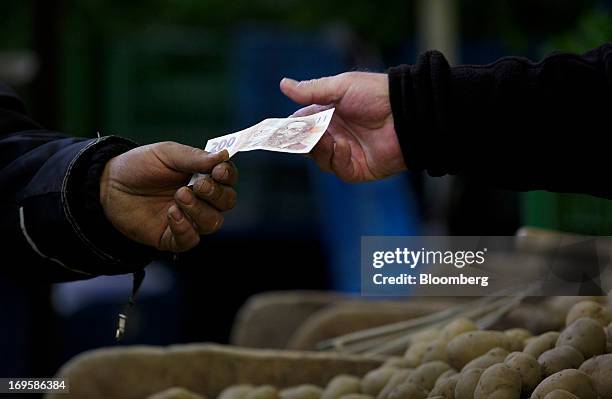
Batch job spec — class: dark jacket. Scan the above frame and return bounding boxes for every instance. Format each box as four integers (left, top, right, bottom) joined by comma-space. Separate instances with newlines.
389, 43, 612, 199
0, 83, 153, 282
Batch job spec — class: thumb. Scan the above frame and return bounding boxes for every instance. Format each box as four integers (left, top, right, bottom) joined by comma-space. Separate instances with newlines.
155, 142, 230, 174
280, 75, 346, 106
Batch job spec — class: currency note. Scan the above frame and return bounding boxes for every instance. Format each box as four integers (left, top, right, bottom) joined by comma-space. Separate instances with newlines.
189, 108, 334, 185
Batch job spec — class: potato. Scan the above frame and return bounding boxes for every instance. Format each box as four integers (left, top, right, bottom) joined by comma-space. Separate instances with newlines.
474, 363, 521, 399
440, 318, 478, 342
524, 332, 561, 359
147, 387, 206, 399
565, 300, 608, 326
538, 346, 584, 377
530, 369, 597, 399
411, 329, 441, 344
219, 386, 254, 399
504, 335, 524, 354
504, 328, 532, 350
246, 386, 278, 399
361, 368, 397, 396
504, 351, 541, 394
434, 369, 457, 384
606, 322, 612, 353
579, 353, 612, 399
542, 390, 579, 399
407, 361, 452, 391
547, 296, 602, 322
321, 376, 361, 399
446, 331, 511, 369
377, 369, 413, 399
386, 382, 427, 399
462, 347, 508, 371
404, 342, 432, 368
428, 373, 459, 398
604, 303, 612, 319
338, 395, 373, 399
385, 357, 415, 369
279, 385, 323, 399
453, 368, 484, 399
556, 317, 606, 359
421, 339, 448, 363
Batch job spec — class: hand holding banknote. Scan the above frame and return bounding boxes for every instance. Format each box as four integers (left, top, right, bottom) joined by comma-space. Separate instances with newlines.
100, 142, 238, 253
280, 72, 406, 183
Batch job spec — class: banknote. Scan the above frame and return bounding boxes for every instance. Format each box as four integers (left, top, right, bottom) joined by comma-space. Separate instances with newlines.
189, 108, 334, 185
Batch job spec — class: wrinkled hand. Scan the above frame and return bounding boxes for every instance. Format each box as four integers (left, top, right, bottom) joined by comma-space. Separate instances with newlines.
100, 142, 238, 253
280, 72, 406, 183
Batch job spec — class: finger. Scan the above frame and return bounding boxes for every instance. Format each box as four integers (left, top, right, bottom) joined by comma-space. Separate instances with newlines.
291, 104, 334, 118
166, 205, 200, 252
280, 76, 347, 105
191, 176, 238, 211
175, 187, 224, 234
211, 161, 239, 186
309, 132, 335, 173
331, 137, 355, 182
154, 142, 230, 174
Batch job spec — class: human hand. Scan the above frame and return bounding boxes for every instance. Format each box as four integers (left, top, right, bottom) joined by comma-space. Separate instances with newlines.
99, 142, 238, 252
280, 72, 406, 182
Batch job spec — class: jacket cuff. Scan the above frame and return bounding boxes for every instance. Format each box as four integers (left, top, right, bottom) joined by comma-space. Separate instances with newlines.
65, 136, 158, 275
388, 51, 455, 177
388, 64, 421, 171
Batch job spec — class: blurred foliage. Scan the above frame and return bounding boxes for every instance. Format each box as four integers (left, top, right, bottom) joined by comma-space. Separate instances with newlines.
63, 0, 604, 50
545, 7, 612, 53
0, 2, 31, 49
62, 0, 416, 48
458, 0, 600, 51
2, 0, 607, 52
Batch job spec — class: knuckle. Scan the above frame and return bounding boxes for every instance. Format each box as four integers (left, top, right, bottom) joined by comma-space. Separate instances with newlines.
164, 141, 182, 153
194, 177, 210, 196
226, 190, 238, 209
189, 235, 201, 248
213, 214, 224, 232
190, 146, 205, 157
202, 213, 223, 234
342, 71, 359, 81
173, 231, 200, 253
174, 192, 195, 211
210, 183, 223, 201
174, 218, 191, 234
158, 140, 175, 148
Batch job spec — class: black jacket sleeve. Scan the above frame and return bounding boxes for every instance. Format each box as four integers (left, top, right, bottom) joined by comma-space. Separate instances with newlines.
0, 82, 156, 282
388, 42, 612, 199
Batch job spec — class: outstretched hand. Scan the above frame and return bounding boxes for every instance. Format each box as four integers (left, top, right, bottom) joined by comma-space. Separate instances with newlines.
280, 72, 406, 183
100, 142, 238, 253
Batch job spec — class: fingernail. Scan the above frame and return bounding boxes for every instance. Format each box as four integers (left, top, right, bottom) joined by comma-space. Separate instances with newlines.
222, 166, 229, 180
281, 77, 298, 87
176, 187, 193, 205
200, 178, 213, 195
168, 206, 183, 222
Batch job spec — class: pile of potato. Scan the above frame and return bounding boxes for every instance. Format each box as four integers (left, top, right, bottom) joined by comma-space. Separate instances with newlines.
149, 299, 612, 399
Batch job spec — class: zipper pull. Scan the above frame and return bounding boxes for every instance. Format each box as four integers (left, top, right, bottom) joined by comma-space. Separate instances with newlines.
115, 269, 146, 341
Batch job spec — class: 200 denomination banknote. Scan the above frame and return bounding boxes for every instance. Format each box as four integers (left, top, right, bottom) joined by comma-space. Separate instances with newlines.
189, 108, 334, 185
